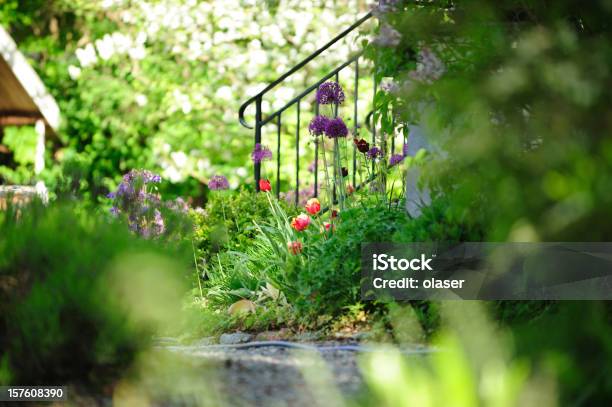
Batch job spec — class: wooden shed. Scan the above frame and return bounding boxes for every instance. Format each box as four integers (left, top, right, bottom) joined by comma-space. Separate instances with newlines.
0, 24, 60, 202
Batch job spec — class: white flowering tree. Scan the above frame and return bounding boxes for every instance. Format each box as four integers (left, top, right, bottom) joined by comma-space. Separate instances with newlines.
2, 0, 375, 198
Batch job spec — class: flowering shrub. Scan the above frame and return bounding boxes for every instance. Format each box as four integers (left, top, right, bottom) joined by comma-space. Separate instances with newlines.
107, 169, 191, 239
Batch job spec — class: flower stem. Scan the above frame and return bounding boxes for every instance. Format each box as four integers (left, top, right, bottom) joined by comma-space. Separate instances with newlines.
191, 239, 204, 299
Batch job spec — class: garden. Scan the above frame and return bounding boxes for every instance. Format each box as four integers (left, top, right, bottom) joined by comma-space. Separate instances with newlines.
1, 1, 611, 406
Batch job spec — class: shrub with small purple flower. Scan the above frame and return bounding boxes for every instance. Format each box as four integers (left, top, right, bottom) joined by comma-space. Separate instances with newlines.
107, 169, 192, 239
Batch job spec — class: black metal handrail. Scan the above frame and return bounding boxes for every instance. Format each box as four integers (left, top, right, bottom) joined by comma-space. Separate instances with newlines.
239, 11, 388, 199
238, 11, 372, 130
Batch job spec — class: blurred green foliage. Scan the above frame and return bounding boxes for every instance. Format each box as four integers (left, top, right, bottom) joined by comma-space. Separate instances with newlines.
367, 0, 612, 241
363, 3, 612, 402
0, 127, 38, 184
0, 201, 190, 386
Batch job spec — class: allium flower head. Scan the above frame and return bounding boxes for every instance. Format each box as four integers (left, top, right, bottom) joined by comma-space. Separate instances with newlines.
251, 143, 273, 163
209, 175, 229, 191
308, 115, 329, 136
390, 153, 405, 166
366, 146, 383, 160
316, 82, 345, 105
324, 117, 349, 138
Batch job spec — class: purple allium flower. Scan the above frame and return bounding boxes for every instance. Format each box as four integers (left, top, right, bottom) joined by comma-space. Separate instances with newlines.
389, 153, 405, 166
208, 175, 229, 191
402, 142, 409, 156
324, 117, 349, 138
366, 146, 383, 160
372, 24, 402, 47
251, 143, 273, 163
308, 115, 329, 136
316, 82, 345, 105
110, 206, 120, 216
107, 192, 116, 199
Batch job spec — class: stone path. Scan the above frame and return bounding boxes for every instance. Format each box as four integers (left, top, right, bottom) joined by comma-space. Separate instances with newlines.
156, 337, 432, 407
163, 341, 365, 407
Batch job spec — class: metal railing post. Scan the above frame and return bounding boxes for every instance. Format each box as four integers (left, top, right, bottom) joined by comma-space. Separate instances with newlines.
276, 114, 281, 198
255, 95, 262, 191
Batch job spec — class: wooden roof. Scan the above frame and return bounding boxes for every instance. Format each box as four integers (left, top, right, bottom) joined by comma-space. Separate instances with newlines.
0, 25, 60, 133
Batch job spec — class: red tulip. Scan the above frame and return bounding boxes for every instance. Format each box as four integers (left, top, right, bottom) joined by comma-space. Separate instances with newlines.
305, 198, 321, 215
259, 179, 271, 192
323, 222, 336, 232
287, 240, 303, 255
291, 213, 311, 231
